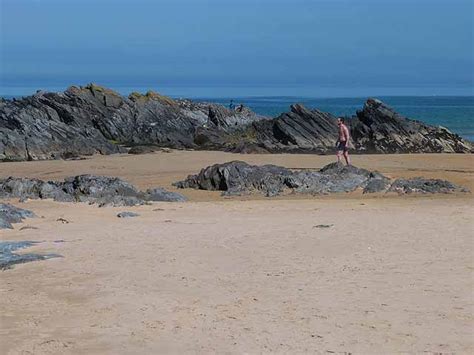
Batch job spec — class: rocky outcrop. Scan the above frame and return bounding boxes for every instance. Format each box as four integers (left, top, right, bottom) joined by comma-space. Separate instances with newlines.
0, 175, 187, 206
0, 203, 36, 229
250, 104, 340, 153
0, 84, 264, 161
0, 241, 60, 270
350, 98, 472, 153
174, 161, 390, 196
239, 100, 472, 154
196, 100, 472, 154
1, 85, 471, 161
174, 161, 468, 196
0, 86, 123, 161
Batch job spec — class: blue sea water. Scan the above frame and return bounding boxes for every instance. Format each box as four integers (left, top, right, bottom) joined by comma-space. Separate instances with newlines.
2, 92, 473, 142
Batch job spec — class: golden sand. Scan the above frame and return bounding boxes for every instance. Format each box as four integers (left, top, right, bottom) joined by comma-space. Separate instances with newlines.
0, 151, 472, 354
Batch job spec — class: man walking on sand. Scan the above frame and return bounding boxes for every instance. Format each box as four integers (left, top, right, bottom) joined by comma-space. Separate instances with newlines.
336, 117, 351, 165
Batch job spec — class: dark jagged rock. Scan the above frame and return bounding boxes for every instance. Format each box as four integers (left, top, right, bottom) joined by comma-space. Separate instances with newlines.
0, 86, 125, 161
1, 85, 471, 161
175, 161, 469, 197
0, 177, 74, 202
175, 161, 293, 196
351, 98, 472, 153
117, 212, 140, 218
177, 99, 263, 128
0, 203, 36, 229
0, 175, 187, 206
0, 241, 60, 270
388, 178, 469, 194
251, 104, 340, 153
243, 101, 472, 154
0, 84, 264, 161
174, 161, 390, 196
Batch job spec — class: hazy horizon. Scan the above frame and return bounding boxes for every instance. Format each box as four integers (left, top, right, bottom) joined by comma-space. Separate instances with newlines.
2, 84, 474, 99
1, 0, 473, 97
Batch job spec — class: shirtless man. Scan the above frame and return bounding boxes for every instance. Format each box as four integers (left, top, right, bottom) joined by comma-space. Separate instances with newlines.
336, 117, 351, 165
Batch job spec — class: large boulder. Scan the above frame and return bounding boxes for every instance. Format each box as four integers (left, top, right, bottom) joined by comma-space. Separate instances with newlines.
175, 161, 294, 196
174, 161, 390, 196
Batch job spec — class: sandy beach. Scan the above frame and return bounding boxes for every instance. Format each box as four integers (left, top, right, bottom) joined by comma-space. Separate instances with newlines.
0, 151, 473, 354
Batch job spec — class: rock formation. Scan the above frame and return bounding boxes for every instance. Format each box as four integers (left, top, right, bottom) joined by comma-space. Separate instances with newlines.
249, 104, 340, 153
117, 212, 140, 218
388, 178, 469, 194
0, 241, 60, 270
174, 161, 469, 196
0, 84, 264, 161
238, 100, 472, 154
1, 84, 471, 161
0, 175, 187, 206
174, 161, 391, 196
0, 203, 36, 229
350, 98, 472, 153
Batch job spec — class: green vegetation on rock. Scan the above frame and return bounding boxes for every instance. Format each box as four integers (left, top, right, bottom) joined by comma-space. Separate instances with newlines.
84, 83, 122, 98
128, 90, 176, 106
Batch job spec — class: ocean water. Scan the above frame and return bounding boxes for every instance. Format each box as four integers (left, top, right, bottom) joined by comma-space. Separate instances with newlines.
202, 96, 474, 142
2, 93, 473, 141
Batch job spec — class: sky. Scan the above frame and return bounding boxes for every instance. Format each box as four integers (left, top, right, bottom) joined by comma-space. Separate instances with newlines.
0, 0, 473, 97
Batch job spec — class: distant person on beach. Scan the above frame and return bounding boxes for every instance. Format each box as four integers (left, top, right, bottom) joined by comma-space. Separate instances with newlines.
336, 117, 351, 165
229, 100, 235, 111
236, 103, 244, 113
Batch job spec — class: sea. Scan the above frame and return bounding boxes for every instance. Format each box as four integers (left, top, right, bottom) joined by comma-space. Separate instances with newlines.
2, 92, 473, 142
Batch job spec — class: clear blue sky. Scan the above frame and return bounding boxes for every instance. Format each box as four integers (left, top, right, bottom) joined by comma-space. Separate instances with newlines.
1, 0, 473, 96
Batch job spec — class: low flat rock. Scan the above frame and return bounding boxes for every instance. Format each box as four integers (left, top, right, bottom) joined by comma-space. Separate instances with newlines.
175, 161, 468, 197
0, 175, 187, 207
145, 187, 188, 202
174, 161, 390, 196
127, 145, 172, 155
128, 146, 158, 155
0, 241, 60, 270
388, 178, 469, 194
0, 203, 36, 229
117, 212, 140, 218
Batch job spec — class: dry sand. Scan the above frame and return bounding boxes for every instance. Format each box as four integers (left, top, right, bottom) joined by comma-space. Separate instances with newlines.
0, 151, 473, 354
